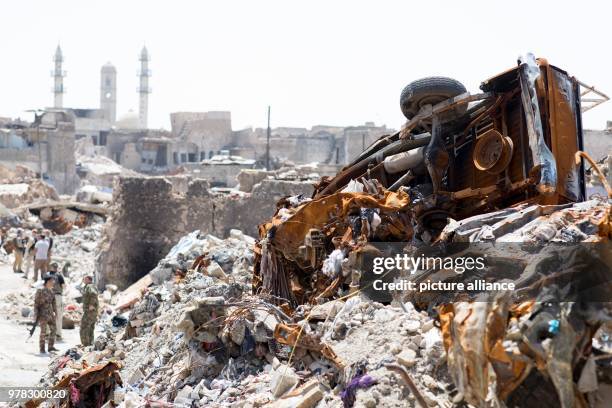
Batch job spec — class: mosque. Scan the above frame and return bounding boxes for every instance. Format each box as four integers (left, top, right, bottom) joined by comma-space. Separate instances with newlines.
51, 44, 152, 145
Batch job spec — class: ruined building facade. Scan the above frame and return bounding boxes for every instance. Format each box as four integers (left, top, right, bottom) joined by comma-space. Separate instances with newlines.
0, 111, 78, 194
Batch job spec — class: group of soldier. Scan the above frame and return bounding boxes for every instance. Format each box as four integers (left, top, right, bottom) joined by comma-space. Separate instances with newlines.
33, 273, 98, 354
10, 228, 55, 281
6, 227, 99, 355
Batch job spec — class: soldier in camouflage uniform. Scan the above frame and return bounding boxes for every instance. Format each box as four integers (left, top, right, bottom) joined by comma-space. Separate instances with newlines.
34, 275, 58, 354
80, 275, 99, 346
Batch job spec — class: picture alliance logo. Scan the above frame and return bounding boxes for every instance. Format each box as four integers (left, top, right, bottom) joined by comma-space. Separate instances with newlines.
372, 254, 487, 275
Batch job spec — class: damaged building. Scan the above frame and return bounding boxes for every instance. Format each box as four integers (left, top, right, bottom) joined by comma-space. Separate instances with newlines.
0, 111, 78, 194
103, 110, 390, 181
95, 174, 316, 289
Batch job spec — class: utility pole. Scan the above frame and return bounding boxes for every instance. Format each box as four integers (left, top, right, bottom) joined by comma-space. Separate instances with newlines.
266, 106, 271, 171
37, 123, 42, 180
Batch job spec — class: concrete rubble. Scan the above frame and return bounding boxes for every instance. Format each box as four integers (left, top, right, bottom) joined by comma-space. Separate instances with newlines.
24, 198, 609, 408
0, 164, 60, 209
75, 137, 141, 189
32, 228, 458, 407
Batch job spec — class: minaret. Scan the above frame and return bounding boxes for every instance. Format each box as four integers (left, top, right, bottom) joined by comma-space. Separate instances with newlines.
138, 46, 151, 129
100, 62, 117, 123
52, 45, 65, 108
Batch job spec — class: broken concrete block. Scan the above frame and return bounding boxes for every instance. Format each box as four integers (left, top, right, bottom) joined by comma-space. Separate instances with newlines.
403, 319, 421, 333
206, 261, 227, 280
172, 396, 194, 407
175, 385, 193, 401
397, 349, 417, 368
253, 309, 279, 342
229, 318, 246, 345
421, 319, 435, 332
308, 300, 345, 320
273, 379, 324, 408
270, 365, 299, 398
127, 367, 145, 385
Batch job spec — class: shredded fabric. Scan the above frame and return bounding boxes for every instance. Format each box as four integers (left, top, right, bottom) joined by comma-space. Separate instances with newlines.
340, 374, 377, 407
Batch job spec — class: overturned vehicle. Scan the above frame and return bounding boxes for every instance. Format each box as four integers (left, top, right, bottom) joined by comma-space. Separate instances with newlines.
254, 55, 612, 407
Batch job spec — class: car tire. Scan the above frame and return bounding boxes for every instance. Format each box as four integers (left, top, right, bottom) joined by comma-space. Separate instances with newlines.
400, 77, 467, 120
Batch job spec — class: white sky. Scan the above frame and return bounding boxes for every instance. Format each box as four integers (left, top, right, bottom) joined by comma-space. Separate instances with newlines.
1, 0, 611, 131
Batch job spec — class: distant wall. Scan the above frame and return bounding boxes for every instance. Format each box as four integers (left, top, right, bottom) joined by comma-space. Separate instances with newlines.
583, 129, 612, 160
182, 162, 256, 187
0, 148, 46, 174
96, 175, 314, 289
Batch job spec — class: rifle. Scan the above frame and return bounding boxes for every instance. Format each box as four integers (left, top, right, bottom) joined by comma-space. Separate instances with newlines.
27, 315, 40, 339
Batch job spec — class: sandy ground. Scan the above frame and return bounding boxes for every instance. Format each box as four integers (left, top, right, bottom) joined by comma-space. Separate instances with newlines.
0, 263, 81, 387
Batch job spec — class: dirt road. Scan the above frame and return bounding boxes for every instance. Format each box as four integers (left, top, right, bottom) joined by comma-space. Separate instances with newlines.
0, 263, 80, 387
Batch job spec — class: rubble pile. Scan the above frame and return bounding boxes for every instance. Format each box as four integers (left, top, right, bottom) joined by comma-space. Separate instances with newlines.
30, 198, 611, 408
237, 164, 324, 193
0, 164, 59, 209
75, 138, 141, 189
38, 228, 457, 408
52, 222, 103, 276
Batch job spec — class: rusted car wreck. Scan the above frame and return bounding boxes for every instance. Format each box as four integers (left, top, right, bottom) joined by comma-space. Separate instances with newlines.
255, 53, 610, 303
253, 54, 612, 407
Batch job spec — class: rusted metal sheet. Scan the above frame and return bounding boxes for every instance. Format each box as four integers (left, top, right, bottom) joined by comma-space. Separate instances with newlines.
544, 63, 583, 202
25, 361, 122, 408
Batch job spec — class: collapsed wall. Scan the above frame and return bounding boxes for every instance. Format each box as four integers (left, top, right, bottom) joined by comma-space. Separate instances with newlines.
96, 175, 314, 289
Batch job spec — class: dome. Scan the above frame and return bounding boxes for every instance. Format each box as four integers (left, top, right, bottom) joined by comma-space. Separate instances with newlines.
115, 110, 139, 129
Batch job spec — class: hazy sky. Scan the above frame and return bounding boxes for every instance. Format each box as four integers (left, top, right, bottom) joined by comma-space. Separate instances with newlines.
1, 1, 611, 131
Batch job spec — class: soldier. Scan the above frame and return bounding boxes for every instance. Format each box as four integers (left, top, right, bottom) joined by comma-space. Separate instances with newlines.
23, 229, 38, 279
33, 232, 49, 281
43, 230, 54, 268
80, 275, 99, 347
34, 275, 58, 354
47, 263, 65, 341
12, 229, 26, 273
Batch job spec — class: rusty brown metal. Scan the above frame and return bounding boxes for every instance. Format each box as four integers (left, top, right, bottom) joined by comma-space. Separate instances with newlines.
274, 323, 345, 368
472, 129, 514, 174
543, 61, 582, 203
385, 364, 428, 408
25, 361, 122, 408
